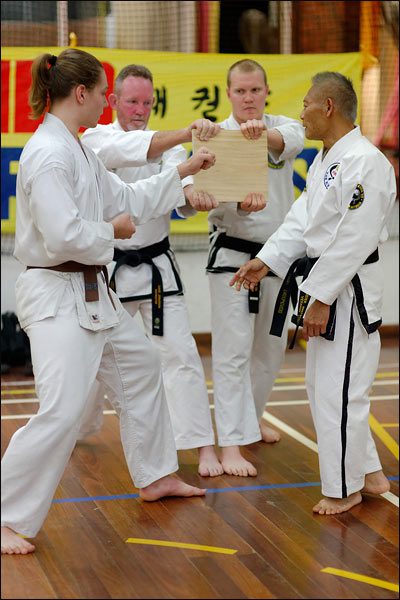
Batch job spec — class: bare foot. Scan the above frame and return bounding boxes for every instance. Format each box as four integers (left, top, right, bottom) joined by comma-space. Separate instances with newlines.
139, 475, 206, 502
198, 446, 224, 477
1, 526, 35, 555
260, 420, 281, 443
313, 491, 362, 515
362, 470, 391, 495
220, 446, 257, 477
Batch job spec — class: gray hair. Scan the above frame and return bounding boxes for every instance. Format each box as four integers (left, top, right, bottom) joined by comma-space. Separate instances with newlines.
114, 64, 153, 95
311, 72, 357, 122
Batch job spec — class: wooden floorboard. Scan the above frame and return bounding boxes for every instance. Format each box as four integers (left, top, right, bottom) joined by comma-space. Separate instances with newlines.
1, 342, 398, 599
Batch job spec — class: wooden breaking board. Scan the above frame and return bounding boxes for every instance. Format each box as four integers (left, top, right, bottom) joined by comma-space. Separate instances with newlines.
192, 129, 268, 203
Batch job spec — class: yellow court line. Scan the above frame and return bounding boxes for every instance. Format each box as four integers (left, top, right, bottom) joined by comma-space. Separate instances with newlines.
380, 423, 399, 428
126, 538, 237, 554
369, 413, 399, 460
321, 567, 399, 592
375, 372, 399, 379
1, 389, 36, 396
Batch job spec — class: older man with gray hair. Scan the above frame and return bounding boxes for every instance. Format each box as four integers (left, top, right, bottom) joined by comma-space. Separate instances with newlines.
231, 72, 395, 515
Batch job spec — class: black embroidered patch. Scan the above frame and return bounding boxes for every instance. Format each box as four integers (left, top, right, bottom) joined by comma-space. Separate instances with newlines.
348, 184, 364, 210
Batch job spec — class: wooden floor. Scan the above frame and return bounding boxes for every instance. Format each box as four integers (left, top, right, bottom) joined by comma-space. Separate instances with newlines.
1, 340, 398, 599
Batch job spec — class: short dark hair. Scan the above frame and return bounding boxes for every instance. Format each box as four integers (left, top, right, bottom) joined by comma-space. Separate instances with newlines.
114, 64, 153, 94
311, 71, 357, 122
227, 59, 267, 87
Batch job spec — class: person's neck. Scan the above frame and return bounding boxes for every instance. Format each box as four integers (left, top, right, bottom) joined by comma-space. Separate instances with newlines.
49, 106, 80, 140
322, 122, 355, 155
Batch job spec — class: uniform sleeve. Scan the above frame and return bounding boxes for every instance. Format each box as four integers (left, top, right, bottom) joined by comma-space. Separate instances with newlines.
100, 159, 186, 224
29, 165, 114, 265
257, 191, 308, 277
300, 154, 397, 304
160, 145, 196, 217
161, 144, 193, 188
81, 126, 156, 169
270, 116, 304, 162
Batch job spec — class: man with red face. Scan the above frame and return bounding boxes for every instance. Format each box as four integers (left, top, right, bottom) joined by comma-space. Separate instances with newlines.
81, 65, 224, 476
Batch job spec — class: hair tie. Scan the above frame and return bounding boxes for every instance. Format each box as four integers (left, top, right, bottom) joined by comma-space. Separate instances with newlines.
48, 55, 58, 68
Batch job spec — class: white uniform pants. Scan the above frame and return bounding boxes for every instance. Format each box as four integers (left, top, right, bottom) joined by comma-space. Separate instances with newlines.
209, 272, 288, 446
306, 287, 382, 498
80, 295, 215, 450
1, 288, 178, 537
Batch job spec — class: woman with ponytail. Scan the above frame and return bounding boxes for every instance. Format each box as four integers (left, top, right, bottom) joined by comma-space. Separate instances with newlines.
1, 48, 218, 554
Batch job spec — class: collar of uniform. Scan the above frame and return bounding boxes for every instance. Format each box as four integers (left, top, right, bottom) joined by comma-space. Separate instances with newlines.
320, 125, 361, 164
43, 112, 80, 144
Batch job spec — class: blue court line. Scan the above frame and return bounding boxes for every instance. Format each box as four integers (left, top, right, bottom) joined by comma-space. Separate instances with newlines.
52, 476, 399, 504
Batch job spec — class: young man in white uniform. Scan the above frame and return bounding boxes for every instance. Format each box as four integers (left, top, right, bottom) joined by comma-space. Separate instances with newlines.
80, 65, 223, 476
1, 49, 218, 555
207, 59, 304, 476
231, 71, 394, 513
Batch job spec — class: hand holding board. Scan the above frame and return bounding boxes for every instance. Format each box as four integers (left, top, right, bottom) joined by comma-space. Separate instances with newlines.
192, 129, 268, 203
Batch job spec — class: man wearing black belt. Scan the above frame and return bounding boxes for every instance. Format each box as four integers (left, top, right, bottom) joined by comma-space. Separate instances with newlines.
81, 65, 224, 476
231, 72, 395, 513
207, 59, 304, 476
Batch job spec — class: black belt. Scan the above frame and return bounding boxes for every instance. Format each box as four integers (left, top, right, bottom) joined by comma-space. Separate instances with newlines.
206, 232, 276, 313
110, 237, 171, 336
270, 248, 380, 349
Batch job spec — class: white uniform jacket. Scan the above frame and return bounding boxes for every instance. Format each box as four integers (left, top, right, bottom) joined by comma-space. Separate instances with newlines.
82, 120, 193, 300
207, 112, 304, 270
14, 113, 186, 331
258, 126, 397, 329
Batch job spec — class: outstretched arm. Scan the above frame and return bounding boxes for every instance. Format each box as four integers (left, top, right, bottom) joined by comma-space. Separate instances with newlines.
229, 257, 270, 291
147, 119, 220, 158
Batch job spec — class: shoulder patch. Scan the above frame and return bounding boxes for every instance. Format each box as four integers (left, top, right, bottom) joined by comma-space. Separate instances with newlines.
348, 184, 364, 210
323, 162, 340, 188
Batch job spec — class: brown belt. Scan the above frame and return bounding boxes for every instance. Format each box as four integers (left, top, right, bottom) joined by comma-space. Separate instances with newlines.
26, 261, 114, 306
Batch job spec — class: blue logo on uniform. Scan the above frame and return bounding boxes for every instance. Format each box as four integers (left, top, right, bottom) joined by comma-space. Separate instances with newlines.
323, 162, 340, 188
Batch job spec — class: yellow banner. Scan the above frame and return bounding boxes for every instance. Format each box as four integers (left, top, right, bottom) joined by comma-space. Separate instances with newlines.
1, 47, 361, 235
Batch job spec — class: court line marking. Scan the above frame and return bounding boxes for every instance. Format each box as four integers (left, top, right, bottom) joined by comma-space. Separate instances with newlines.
2, 367, 398, 388
321, 567, 399, 592
2, 394, 398, 417
3, 394, 397, 415
50, 476, 399, 505
380, 423, 399, 428
125, 538, 237, 554
263, 411, 399, 508
2, 372, 398, 395
2, 378, 397, 401
369, 413, 399, 460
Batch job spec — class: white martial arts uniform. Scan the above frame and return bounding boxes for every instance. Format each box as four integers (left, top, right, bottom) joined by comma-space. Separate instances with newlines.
257, 126, 396, 498
207, 113, 304, 446
80, 121, 215, 449
1, 113, 189, 537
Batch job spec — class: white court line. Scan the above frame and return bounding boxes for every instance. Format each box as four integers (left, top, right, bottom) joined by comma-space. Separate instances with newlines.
208, 380, 398, 395
2, 366, 398, 388
380, 491, 400, 507
262, 411, 399, 508
2, 394, 398, 407
2, 395, 398, 414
